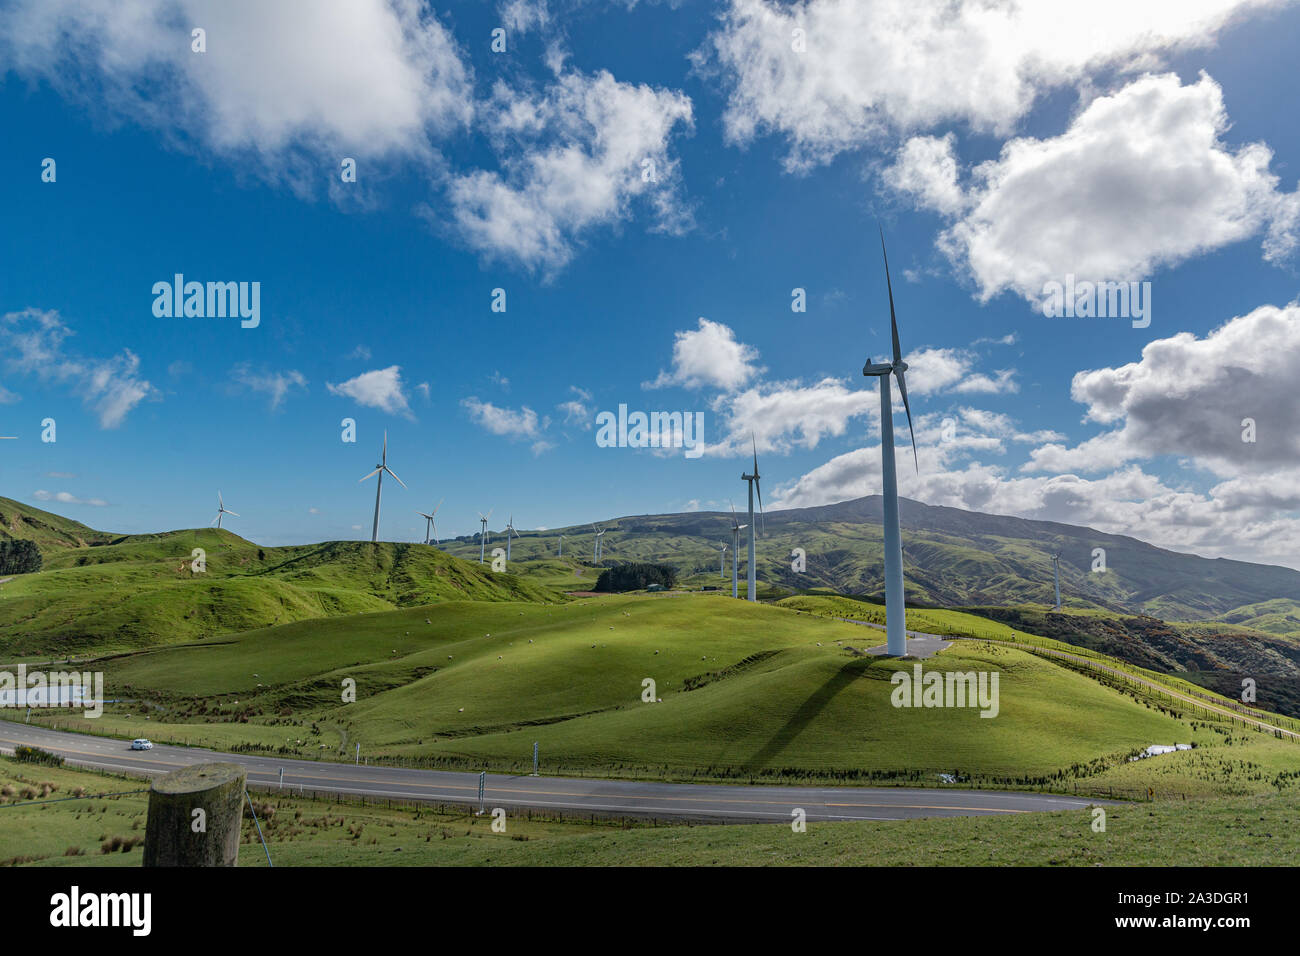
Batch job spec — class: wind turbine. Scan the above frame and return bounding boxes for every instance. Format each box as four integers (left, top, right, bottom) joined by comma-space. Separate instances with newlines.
558, 534, 564, 558
862, 229, 919, 656
416, 498, 444, 546
212, 492, 239, 530
728, 501, 747, 599
719, 542, 728, 578
591, 524, 608, 562
359, 431, 406, 544
504, 514, 519, 562
740, 436, 764, 601
1052, 553, 1062, 610
478, 510, 493, 563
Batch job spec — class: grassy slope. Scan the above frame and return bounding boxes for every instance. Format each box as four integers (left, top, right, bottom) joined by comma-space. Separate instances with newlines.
4, 756, 1298, 867
26, 594, 1300, 796
0, 497, 115, 551
0, 531, 564, 656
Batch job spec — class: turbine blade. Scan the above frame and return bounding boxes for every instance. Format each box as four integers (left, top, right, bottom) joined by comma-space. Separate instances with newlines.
359, 469, 381, 482
433, 498, 443, 516
385, 466, 407, 489
880, 227, 902, 367
755, 478, 764, 533
894, 366, 919, 474
226, 510, 240, 518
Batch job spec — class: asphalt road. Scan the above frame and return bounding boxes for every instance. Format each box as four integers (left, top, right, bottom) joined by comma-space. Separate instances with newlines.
0, 722, 1110, 823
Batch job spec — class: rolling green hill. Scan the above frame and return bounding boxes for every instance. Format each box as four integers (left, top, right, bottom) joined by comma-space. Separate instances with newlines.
0, 496, 115, 551
439, 495, 1300, 623
0, 502, 564, 656
26, 595, 1300, 798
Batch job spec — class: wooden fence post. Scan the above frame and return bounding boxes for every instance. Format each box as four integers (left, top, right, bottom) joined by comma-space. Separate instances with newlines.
143, 762, 247, 867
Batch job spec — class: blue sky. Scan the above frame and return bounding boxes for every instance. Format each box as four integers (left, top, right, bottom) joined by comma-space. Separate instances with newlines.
2, 0, 1299, 567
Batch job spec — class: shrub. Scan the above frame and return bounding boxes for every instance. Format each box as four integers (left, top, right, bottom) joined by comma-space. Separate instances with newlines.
13, 746, 63, 767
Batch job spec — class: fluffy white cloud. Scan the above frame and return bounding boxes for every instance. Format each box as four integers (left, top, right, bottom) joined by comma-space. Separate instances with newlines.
461, 397, 540, 438
645, 318, 761, 391
326, 366, 411, 417
902, 347, 1018, 396
0, 308, 156, 428
230, 363, 307, 410
447, 69, 693, 272
711, 377, 875, 457
704, 0, 1285, 170
888, 74, 1299, 303
0, 0, 472, 178
1025, 302, 1300, 476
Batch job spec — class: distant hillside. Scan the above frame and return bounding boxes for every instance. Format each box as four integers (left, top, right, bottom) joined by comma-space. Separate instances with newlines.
0, 497, 116, 551
442, 495, 1300, 624
0, 514, 564, 656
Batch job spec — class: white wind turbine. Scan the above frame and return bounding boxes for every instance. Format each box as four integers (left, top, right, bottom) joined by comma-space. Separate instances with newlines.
558, 534, 564, 558
478, 509, 493, 563
212, 492, 239, 530
740, 436, 764, 601
1052, 553, 1062, 610
728, 501, 747, 600
719, 542, 728, 578
591, 523, 607, 562
359, 431, 406, 544
416, 498, 444, 546
505, 514, 519, 561
862, 230, 919, 656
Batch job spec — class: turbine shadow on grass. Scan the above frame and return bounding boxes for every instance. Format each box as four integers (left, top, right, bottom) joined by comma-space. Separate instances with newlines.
744, 656, 875, 769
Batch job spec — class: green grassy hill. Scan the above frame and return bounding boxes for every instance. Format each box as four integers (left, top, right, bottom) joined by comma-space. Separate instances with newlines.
0, 521, 564, 657
0, 496, 115, 551
29, 595, 1300, 797
438, 495, 1300, 622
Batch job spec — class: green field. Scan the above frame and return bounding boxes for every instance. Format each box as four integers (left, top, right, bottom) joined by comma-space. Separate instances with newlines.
17, 593, 1300, 797
3, 756, 1298, 867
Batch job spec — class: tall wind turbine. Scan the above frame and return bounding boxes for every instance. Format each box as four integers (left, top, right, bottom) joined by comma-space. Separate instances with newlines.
416, 498, 443, 545
591, 524, 607, 562
505, 514, 519, 561
558, 534, 564, 558
728, 501, 747, 599
1052, 553, 1062, 610
719, 542, 728, 578
212, 492, 239, 530
478, 510, 493, 563
359, 431, 406, 544
862, 230, 919, 655
740, 436, 764, 601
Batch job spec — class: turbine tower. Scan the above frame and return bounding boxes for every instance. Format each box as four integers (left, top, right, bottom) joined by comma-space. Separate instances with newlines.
558, 534, 564, 558
862, 230, 919, 656
416, 498, 444, 545
477, 510, 493, 563
720, 542, 728, 578
591, 524, 607, 562
740, 436, 764, 601
505, 514, 519, 561
212, 492, 239, 530
1052, 553, 1062, 610
728, 501, 747, 599
359, 431, 406, 544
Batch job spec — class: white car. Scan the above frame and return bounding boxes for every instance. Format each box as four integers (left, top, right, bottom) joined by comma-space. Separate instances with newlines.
130, 738, 154, 751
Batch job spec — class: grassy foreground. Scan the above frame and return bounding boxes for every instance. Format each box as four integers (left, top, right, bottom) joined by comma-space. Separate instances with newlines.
2, 756, 1295, 867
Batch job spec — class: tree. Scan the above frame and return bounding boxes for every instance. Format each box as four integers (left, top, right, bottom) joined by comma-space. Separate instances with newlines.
0, 540, 42, 576
594, 562, 678, 593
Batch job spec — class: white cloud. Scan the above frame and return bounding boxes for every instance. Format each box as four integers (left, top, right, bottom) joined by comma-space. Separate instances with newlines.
882, 133, 965, 216
500, 0, 549, 34
230, 363, 307, 410
892, 74, 1300, 304
711, 377, 875, 457
902, 346, 1018, 396
1025, 302, 1300, 476
703, 0, 1285, 170
645, 318, 761, 391
0, 0, 472, 184
33, 489, 108, 507
326, 365, 411, 417
447, 69, 693, 272
0, 308, 156, 428
461, 397, 540, 438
